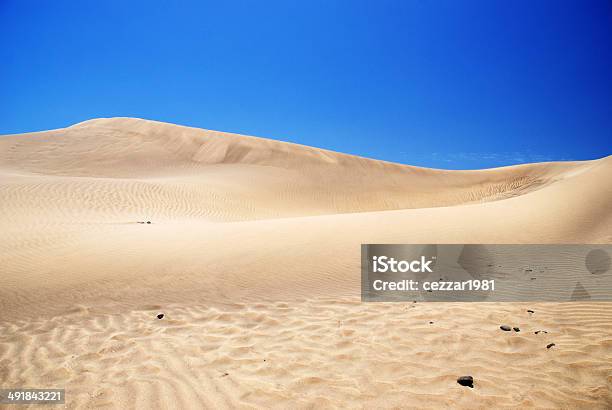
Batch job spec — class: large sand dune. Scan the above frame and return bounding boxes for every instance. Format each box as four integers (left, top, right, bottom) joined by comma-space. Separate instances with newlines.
1, 118, 611, 408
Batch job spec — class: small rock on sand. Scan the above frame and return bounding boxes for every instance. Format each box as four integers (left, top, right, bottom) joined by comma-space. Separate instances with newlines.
157, 313, 164, 319
546, 343, 556, 349
457, 376, 474, 388
527, 309, 534, 313
500, 325, 511, 331
513, 327, 520, 332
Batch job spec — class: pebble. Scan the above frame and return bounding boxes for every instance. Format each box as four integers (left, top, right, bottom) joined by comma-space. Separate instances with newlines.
535, 330, 548, 334
457, 376, 474, 388
157, 313, 164, 319
546, 343, 556, 349
500, 325, 511, 331
527, 309, 534, 313
513, 327, 520, 332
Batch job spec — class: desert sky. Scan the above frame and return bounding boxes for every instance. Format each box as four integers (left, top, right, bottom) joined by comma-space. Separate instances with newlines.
1, 118, 611, 408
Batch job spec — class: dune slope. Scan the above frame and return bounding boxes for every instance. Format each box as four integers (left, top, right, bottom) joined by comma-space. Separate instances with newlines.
1, 118, 611, 409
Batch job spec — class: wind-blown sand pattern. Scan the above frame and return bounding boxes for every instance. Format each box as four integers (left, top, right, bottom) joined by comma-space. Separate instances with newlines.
1, 118, 611, 409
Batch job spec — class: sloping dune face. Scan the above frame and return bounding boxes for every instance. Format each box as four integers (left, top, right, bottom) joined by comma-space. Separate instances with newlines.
1, 118, 611, 409
1, 117, 609, 222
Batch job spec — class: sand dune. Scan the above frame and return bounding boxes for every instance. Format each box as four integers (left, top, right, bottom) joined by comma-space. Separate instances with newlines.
1, 117, 604, 220
1, 118, 611, 408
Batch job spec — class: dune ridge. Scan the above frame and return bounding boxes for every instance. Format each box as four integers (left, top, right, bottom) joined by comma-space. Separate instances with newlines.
1, 118, 611, 408
0, 117, 608, 222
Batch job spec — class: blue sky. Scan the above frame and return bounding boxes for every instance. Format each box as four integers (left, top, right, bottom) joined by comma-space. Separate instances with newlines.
1, 1, 610, 169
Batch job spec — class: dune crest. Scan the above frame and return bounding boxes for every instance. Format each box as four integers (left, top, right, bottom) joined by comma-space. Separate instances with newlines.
1, 117, 608, 221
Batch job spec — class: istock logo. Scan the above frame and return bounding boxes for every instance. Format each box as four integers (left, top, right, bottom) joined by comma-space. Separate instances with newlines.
372, 255, 435, 273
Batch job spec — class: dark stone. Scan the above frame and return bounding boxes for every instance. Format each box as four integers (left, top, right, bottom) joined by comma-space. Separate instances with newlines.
457, 376, 474, 388
157, 313, 164, 319
429, 321, 434, 324
546, 343, 555, 349
535, 330, 548, 334
500, 325, 511, 331
146, 221, 152, 224
527, 310, 534, 313
513, 327, 520, 332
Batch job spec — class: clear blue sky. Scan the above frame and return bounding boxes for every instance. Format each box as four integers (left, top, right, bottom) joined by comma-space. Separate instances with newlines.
1, 1, 610, 169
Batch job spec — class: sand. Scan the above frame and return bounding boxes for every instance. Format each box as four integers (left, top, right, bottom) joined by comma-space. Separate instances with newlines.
0, 117, 611, 408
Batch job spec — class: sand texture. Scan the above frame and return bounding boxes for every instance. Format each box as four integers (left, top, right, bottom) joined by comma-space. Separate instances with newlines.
1, 118, 611, 409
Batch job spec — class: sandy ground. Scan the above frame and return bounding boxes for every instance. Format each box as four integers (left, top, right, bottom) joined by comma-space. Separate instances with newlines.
1, 117, 611, 409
